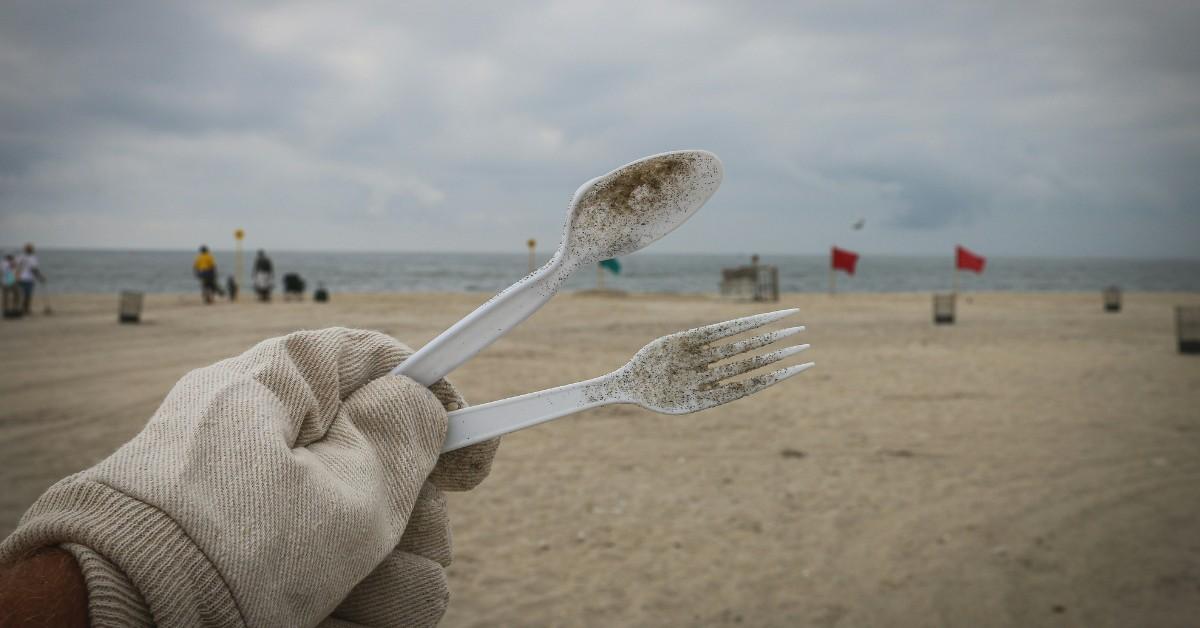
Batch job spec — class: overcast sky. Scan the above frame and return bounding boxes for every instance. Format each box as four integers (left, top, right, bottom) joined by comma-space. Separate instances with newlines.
2, 0, 1198, 257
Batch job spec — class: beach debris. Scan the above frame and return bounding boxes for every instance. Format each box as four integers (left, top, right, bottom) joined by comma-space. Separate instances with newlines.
780, 448, 806, 459
394, 150, 723, 386
441, 308, 812, 452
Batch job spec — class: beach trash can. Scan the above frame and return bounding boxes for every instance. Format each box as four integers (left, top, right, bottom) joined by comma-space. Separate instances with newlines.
314, 283, 329, 303
933, 293, 955, 325
119, 291, 144, 324
3, 286, 22, 318
1103, 286, 1121, 312
1177, 306, 1200, 354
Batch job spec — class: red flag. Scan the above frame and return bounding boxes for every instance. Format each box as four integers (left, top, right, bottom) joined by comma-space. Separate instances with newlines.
831, 246, 859, 275
956, 245, 986, 273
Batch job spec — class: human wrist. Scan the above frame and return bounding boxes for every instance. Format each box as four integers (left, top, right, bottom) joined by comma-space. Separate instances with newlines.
0, 546, 88, 627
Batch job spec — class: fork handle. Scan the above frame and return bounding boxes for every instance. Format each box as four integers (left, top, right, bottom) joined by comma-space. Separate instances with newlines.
442, 375, 616, 452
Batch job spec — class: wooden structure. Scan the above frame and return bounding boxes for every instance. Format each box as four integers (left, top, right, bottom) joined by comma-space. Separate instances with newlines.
933, 293, 955, 325
720, 262, 778, 302
118, 291, 143, 324
1103, 286, 1121, 312
1177, 306, 1200, 354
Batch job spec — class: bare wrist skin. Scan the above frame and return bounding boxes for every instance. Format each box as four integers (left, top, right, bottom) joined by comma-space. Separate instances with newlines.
0, 547, 89, 628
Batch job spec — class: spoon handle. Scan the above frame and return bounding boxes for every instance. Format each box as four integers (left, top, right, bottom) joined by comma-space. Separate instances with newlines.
393, 260, 568, 386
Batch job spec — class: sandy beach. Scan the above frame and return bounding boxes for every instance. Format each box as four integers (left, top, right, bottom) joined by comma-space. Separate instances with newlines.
1, 290, 1198, 627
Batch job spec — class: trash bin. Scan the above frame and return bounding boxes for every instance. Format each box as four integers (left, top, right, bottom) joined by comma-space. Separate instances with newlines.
933, 293, 955, 325
2, 285, 22, 318
119, 291, 143, 323
1177, 306, 1200, 354
1103, 286, 1121, 312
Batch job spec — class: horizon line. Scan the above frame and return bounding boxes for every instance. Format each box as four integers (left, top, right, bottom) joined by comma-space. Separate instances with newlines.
8, 244, 1200, 262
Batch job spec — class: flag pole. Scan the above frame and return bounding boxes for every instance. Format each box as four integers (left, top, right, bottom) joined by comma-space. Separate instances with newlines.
953, 268, 959, 294
234, 228, 245, 288
597, 262, 605, 290
829, 267, 836, 295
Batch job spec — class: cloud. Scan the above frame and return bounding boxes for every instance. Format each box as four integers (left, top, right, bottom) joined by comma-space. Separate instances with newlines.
0, 0, 1198, 257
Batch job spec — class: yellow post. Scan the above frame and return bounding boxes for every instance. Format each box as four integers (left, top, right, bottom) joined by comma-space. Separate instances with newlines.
527, 238, 537, 273
234, 229, 245, 286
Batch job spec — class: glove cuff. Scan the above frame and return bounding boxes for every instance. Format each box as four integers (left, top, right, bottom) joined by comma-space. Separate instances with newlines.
61, 543, 153, 628
0, 477, 246, 627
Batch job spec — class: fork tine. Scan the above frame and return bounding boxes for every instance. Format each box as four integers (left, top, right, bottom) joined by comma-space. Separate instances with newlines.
710, 326, 805, 360
690, 308, 799, 343
707, 343, 810, 382
701, 361, 816, 406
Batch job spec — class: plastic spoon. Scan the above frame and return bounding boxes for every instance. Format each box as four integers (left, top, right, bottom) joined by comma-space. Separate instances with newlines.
394, 150, 724, 386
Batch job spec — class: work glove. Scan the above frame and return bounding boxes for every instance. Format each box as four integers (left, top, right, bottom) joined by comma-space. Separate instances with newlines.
323, 362, 499, 628
0, 328, 498, 627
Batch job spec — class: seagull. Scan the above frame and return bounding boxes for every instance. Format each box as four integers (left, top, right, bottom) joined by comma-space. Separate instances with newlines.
852, 218, 866, 230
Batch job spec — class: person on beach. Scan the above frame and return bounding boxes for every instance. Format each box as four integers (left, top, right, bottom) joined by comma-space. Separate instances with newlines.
0, 328, 499, 627
15, 243, 46, 316
193, 245, 219, 304
253, 249, 274, 302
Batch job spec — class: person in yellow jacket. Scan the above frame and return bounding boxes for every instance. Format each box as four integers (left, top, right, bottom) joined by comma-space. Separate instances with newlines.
193, 245, 219, 304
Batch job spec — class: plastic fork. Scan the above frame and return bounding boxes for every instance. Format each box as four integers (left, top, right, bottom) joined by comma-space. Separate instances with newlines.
441, 308, 812, 452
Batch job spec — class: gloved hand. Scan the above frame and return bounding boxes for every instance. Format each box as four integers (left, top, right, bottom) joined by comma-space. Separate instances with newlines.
0, 328, 498, 628
323, 363, 500, 628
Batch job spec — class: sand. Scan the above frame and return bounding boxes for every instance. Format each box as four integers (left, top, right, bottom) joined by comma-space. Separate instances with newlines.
2, 290, 1198, 627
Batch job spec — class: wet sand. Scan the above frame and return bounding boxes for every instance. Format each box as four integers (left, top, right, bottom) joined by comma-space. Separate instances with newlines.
1, 291, 1198, 627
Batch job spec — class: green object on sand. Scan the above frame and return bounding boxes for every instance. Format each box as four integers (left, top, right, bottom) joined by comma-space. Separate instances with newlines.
599, 258, 621, 275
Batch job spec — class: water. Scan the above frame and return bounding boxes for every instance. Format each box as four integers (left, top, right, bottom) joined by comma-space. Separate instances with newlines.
22, 249, 1200, 295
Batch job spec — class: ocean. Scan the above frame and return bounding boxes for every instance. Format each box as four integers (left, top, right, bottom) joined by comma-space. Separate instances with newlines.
22, 249, 1200, 295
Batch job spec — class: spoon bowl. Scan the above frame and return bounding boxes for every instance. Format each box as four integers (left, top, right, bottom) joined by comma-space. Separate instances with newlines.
394, 150, 723, 386
557, 150, 723, 271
